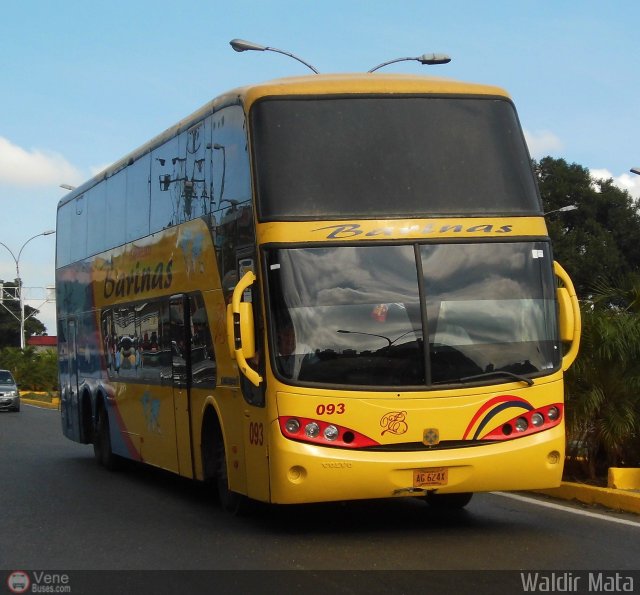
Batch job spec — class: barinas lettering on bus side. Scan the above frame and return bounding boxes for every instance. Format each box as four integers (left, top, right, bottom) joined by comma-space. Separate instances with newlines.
103, 259, 173, 299
313, 223, 513, 240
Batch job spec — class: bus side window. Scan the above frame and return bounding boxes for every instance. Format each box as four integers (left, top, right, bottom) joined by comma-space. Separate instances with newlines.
190, 293, 216, 387
211, 105, 253, 294
151, 135, 182, 231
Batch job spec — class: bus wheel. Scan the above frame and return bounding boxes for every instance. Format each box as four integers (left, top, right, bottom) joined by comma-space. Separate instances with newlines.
93, 407, 121, 471
215, 436, 246, 515
425, 491, 473, 509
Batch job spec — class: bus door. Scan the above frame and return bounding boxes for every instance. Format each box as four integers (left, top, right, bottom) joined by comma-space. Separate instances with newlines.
169, 294, 195, 478
236, 256, 270, 502
61, 319, 81, 441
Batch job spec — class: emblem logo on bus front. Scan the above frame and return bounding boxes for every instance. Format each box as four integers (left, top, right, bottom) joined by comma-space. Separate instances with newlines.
380, 411, 408, 436
423, 428, 440, 446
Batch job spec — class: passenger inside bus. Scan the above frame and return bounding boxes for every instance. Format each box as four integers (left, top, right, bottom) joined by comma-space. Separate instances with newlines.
276, 321, 317, 380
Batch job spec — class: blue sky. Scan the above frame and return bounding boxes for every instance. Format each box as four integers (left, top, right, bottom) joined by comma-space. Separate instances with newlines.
1, 0, 639, 334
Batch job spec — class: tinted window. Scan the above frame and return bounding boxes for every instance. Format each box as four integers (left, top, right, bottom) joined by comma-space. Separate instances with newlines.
0, 371, 15, 384
266, 242, 559, 388
190, 293, 216, 386
210, 106, 254, 294
101, 293, 215, 387
252, 96, 540, 220
126, 156, 151, 242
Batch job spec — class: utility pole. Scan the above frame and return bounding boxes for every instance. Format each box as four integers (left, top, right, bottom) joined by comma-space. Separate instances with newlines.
0, 230, 55, 349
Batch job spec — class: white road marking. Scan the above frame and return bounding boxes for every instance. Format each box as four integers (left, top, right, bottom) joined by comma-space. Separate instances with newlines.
493, 491, 640, 528
21, 402, 57, 410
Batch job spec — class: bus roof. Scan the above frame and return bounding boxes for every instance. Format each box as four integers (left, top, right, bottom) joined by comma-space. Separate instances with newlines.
58, 73, 510, 207
237, 73, 509, 109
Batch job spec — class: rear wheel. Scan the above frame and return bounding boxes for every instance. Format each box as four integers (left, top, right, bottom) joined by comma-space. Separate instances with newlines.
93, 407, 121, 471
425, 491, 473, 509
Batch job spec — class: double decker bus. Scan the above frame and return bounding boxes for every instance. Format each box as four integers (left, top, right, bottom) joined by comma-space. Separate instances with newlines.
56, 71, 580, 511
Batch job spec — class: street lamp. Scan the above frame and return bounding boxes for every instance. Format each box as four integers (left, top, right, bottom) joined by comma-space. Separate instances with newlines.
368, 53, 451, 73
0, 230, 56, 349
230, 38, 320, 74
544, 205, 578, 216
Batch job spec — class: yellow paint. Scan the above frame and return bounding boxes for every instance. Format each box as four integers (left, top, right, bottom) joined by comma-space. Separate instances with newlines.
269, 421, 565, 504
608, 467, 640, 490
64, 73, 579, 506
535, 482, 640, 515
258, 217, 547, 245
239, 73, 511, 112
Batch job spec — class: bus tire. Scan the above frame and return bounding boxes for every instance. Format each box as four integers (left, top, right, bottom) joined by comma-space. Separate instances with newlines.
425, 491, 473, 509
214, 433, 246, 515
93, 406, 121, 471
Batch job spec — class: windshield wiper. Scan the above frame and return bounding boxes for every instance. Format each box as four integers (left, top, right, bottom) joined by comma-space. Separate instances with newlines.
459, 370, 534, 387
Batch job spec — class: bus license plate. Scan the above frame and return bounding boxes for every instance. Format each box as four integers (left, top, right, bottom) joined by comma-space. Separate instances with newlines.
414, 468, 448, 487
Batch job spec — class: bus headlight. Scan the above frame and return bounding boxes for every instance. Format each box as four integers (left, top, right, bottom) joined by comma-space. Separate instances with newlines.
481, 403, 563, 441
514, 417, 528, 432
305, 422, 320, 438
323, 425, 339, 441
285, 418, 300, 434
278, 416, 379, 448
531, 412, 544, 427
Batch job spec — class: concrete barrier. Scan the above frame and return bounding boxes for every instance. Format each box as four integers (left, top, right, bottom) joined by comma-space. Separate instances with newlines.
608, 467, 640, 490
19, 392, 60, 410
533, 481, 640, 515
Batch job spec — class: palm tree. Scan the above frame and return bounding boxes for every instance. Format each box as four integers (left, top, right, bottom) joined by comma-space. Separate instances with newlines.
565, 281, 640, 479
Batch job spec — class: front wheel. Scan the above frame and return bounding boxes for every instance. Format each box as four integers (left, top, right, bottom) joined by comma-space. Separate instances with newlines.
214, 434, 248, 515
425, 491, 473, 509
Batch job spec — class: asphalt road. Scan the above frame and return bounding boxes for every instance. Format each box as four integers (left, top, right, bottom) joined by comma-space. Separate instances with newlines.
1, 404, 639, 594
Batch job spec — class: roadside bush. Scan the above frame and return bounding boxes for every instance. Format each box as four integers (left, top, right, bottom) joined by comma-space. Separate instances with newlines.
0, 347, 59, 392
564, 306, 640, 480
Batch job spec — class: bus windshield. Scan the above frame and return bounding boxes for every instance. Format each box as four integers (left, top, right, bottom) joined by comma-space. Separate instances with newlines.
251, 96, 540, 220
266, 242, 559, 388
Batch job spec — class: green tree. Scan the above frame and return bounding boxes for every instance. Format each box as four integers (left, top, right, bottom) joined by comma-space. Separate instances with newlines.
565, 305, 640, 479
0, 279, 47, 348
534, 158, 640, 479
0, 347, 59, 392
535, 157, 640, 299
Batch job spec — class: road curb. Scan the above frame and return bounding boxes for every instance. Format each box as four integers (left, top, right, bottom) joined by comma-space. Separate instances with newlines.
20, 397, 60, 410
532, 482, 640, 515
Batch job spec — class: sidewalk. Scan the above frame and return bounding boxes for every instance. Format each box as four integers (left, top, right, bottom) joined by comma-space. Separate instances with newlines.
533, 482, 640, 515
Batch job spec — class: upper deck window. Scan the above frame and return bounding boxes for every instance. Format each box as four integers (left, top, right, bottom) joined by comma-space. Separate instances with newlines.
251, 96, 541, 221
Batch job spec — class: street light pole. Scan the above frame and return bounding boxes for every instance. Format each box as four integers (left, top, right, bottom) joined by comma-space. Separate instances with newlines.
0, 230, 55, 349
544, 205, 578, 216
230, 38, 320, 74
367, 53, 451, 73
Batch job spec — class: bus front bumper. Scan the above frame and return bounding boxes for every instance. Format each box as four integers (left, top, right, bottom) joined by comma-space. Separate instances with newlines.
268, 422, 565, 504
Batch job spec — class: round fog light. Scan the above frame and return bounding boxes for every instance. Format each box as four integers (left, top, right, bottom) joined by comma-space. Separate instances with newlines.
305, 422, 320, 438
285, 418, 300, 434
323, 425, 339, 441
547, 406, 560, 421
531, 412, 544, 427
515, 417, 528, 432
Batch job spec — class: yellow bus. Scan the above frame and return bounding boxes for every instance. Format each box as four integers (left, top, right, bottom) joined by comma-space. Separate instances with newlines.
56, 72, 580, 512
